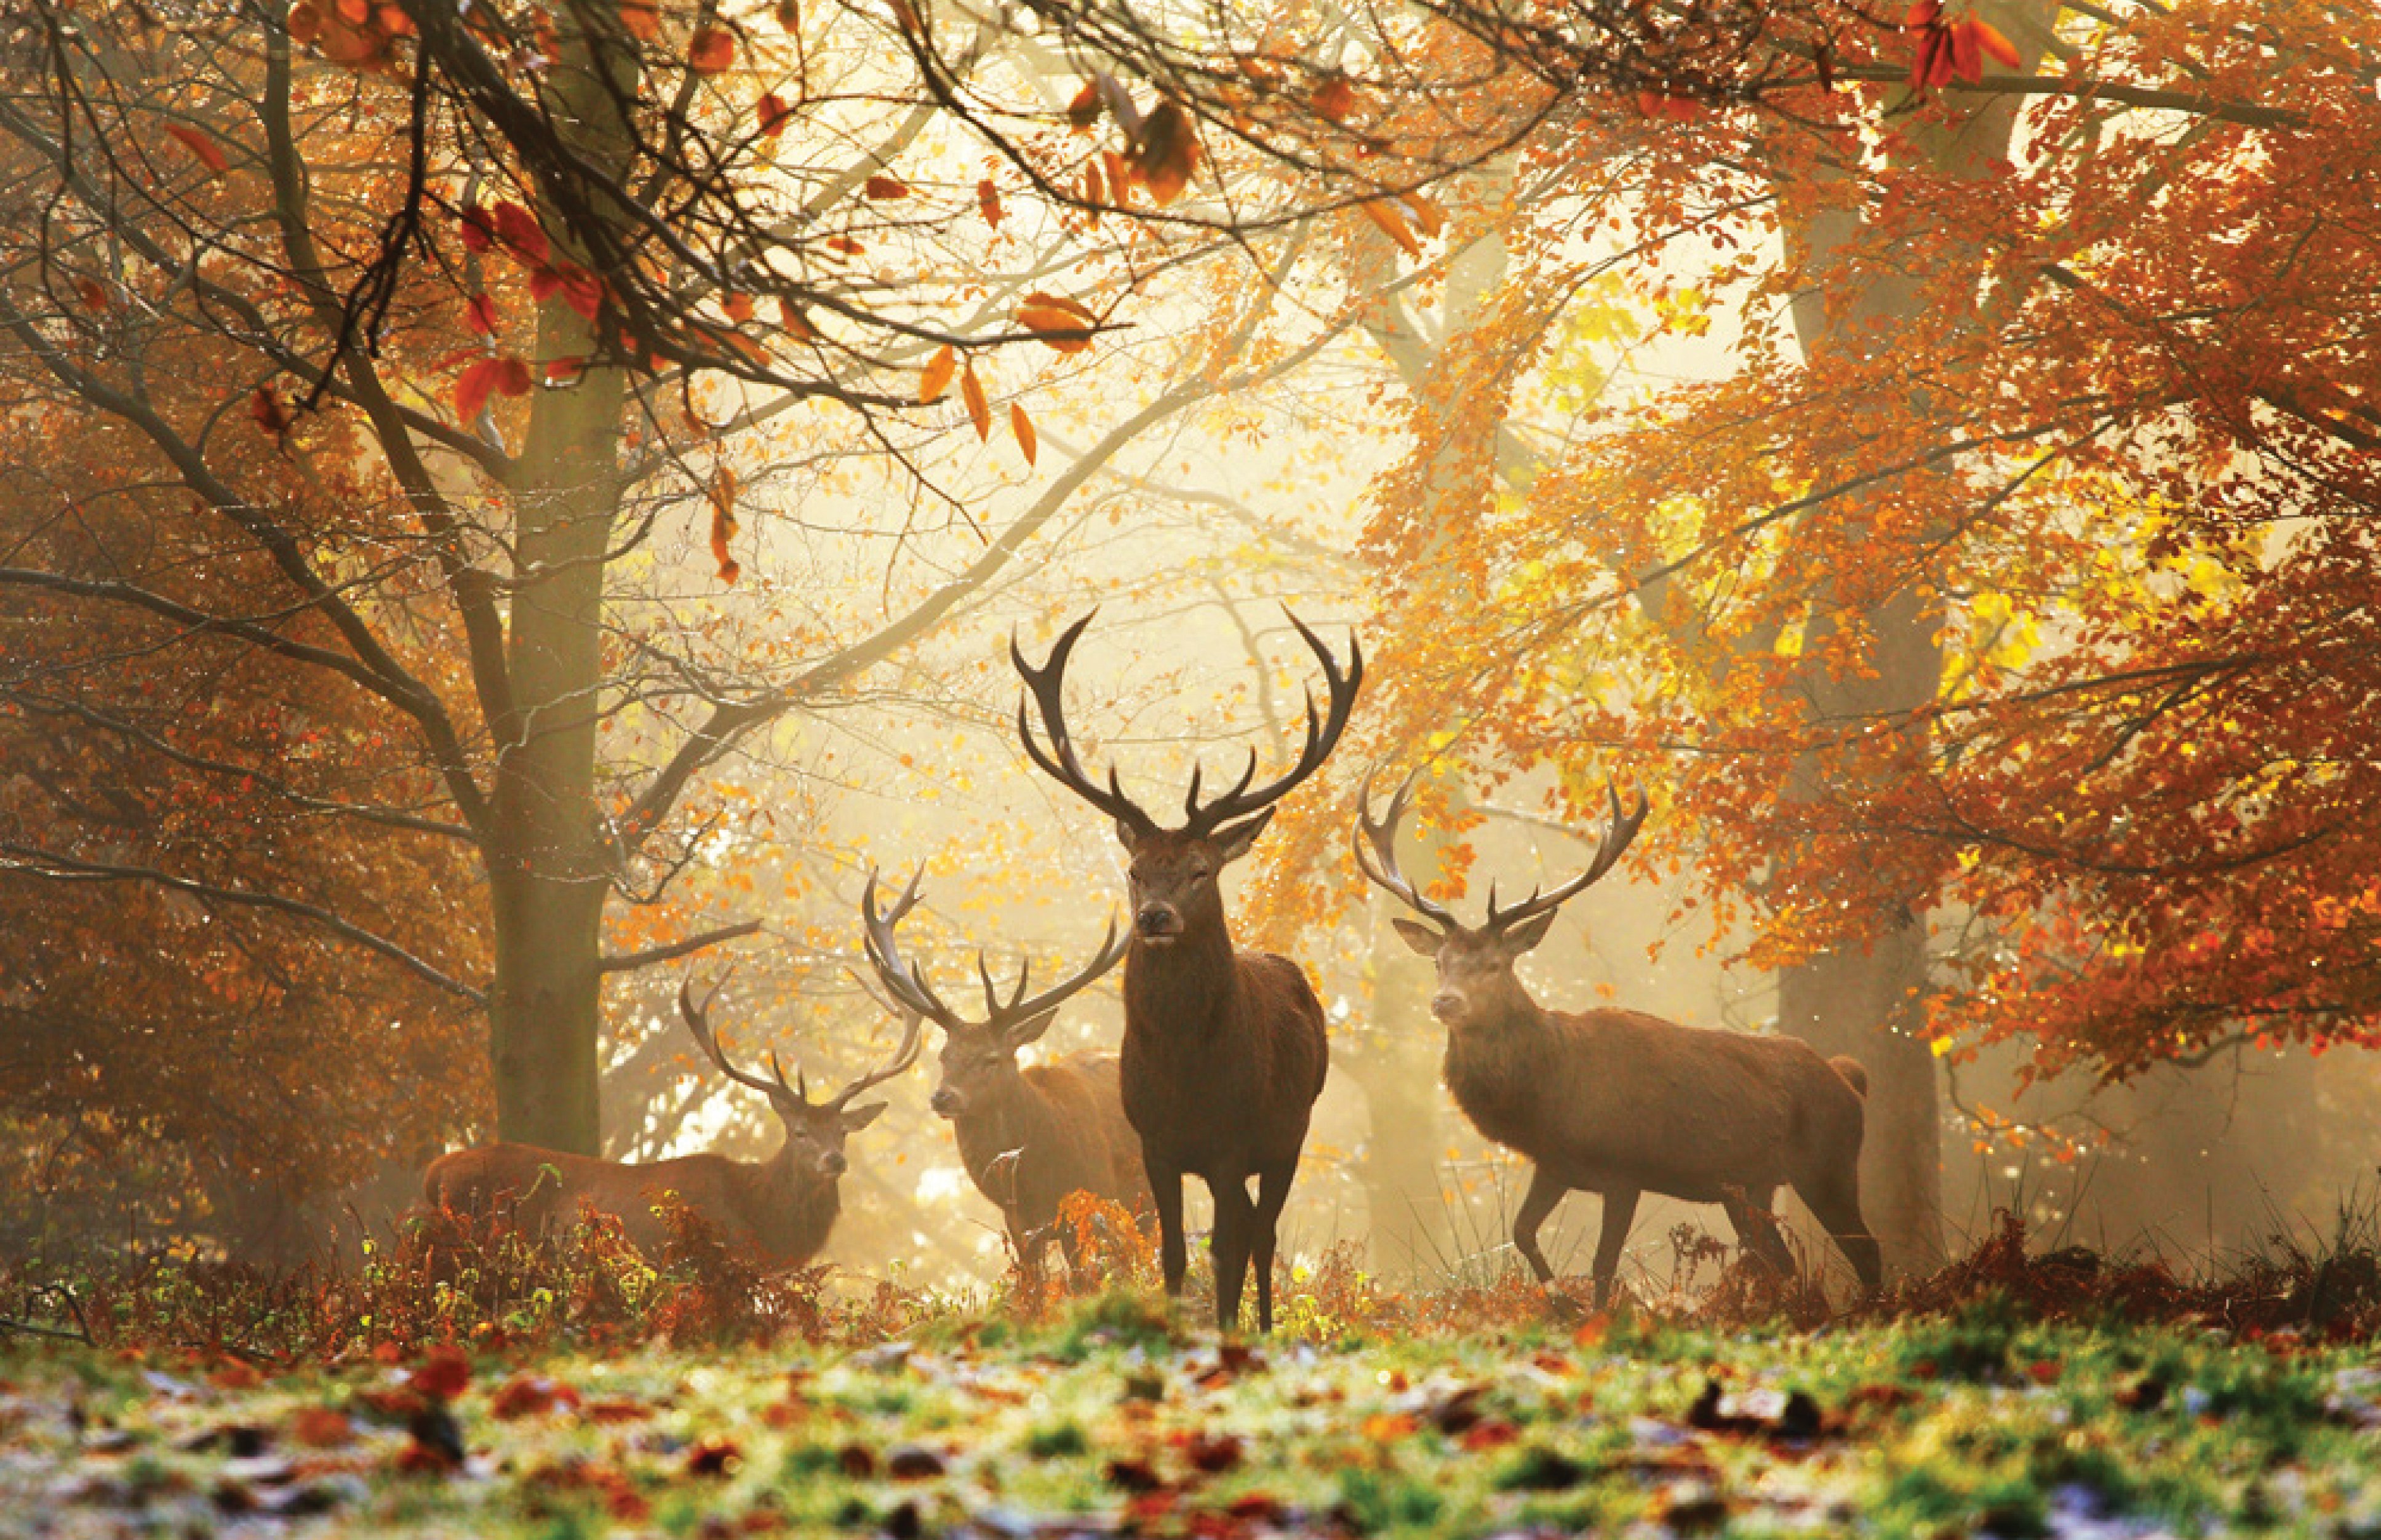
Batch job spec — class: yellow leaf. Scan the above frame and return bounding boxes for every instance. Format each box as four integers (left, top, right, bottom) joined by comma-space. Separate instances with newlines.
1357, 197, 1422, 257
920, 343, 957, 404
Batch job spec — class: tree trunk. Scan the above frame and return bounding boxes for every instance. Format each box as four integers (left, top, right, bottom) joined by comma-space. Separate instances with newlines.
1344, 927, 1450, 1284
483, 21, 634, 1154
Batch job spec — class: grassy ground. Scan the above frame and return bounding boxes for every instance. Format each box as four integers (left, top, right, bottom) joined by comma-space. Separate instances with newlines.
7, 1287, 2381, 1539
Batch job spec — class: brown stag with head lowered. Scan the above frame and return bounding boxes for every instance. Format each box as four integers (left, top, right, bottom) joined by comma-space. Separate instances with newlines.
1355, 775, 1882, 1311
1012, 609, 1358, 1331
421, 981, 921, 1269
860, 869, 1152, 1278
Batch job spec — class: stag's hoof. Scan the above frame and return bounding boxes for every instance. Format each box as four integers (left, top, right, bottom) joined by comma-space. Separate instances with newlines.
1541, 1288, 1586, 1324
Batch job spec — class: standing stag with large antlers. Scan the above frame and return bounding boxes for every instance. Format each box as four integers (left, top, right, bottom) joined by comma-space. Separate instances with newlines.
1356, 776, 1883, 1311
861, 871, 1153, 1279
421, 980, 922, 1269
1013, 610, 1360, 1331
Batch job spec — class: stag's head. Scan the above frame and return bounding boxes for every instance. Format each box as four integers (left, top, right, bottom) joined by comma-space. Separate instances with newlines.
860, 870, 1125, 1118
1012, 608, 1362, 947
1354, 773, 1648, 1034
677, 977, 922, 1181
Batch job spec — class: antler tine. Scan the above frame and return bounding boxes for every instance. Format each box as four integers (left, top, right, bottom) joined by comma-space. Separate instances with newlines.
1011, 610, 1160, 837
860, 868, 963, 1032
677, 973, 792, 1101
987, 918, 1130, 1035
1484, 778, 1652, 935
1352, 768, 1459, 932
828, 1003, 927, 1111
1185, 608, 1364, 834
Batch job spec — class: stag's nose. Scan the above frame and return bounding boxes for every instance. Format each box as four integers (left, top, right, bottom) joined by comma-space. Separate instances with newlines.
818, 1150, 848, 1177
1430, 991, 1464, 1023
929, 1087, 963, 1117
1135, 904, 1183, 942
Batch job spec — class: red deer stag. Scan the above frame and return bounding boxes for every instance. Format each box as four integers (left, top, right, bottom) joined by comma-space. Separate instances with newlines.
860, 869, 1153, 1278
421, 980, 922, 1269
1013, 609, 1358, 1331
1355, 775, 1881, 1310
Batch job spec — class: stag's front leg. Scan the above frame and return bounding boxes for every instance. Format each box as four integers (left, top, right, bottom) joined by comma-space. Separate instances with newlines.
1208, 1170, 1258, 1332
1589, 1186, 1641, 1311
1145, 1148, 1188, 1299
1512, 1165, 1571, 1285
1250, 1155, 1298, 1333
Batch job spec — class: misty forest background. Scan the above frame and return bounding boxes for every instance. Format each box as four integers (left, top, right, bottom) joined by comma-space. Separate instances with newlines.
3, 0, 2377, 1306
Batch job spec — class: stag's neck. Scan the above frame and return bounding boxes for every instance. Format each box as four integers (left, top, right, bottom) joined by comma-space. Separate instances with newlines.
751, 1151, 842, 1263
1122, 921, 1241, 1039
952, 1085, 1052, 1189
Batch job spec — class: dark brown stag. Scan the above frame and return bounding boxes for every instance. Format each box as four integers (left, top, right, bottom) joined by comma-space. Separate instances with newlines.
1355, 776, 1882, 1309
421, 980, 921, 1269
1013, 610, 1358, 1331
860, 869, 1154, 1276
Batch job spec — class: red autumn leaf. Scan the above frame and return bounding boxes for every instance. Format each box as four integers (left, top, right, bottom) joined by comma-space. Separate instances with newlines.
1357, 197, 1423, 257
756, 92, 791, 137
543, 356, 585, 385
1312, 75, 1358, 122
1972, 18, 2021, 67
1902, 0, 1942, 24
775, 0, 800, 25
825, 234, 864, 256
707, 463, 740, 584
492, 202, 549, 266
377, 4, 412, 34
863, 174, 909, 199
1066, 79, 1103, 132
1129, 101, 1199, 207
778, 298, 815, 339
960, 361, 990, 441
977, 178, 1003, 228
1010, 402, 1036, 466
73, 276, 110, 311
919, 343, 957, 404
490, 1373, 580, 1419
164, 123, 230, 175
1102, 149, 1133, 209
289, 1408, 354, 1448
457, 205, 494, 253
453, 355, 532, 419
464, 292, 499, 336
1015, 291, 1098, 353
248, 386, 295, 437
722, 292, 755, 324
689, 26, 735, 73
1081, 158, 1105, 207
1637, 90, 1703, 122
618, 0, 660, 41
413, 1344, 471, 1401
1948, 18, 1984, 83
529, 263, 604, 322
289, 3, 322, 45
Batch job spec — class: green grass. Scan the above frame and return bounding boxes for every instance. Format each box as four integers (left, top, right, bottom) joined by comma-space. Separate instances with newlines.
6, 1293, 2380, 1536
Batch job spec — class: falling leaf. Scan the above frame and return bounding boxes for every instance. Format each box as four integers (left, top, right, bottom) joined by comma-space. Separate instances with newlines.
757, 92, 791, 137
1015, 292, 1098, 353
977, 178, 1003, 228
689, 26, 735, 73
618, 0, 660, 41
864, 174, 909, 199
165, 123, 230, 175
919, 343, 957, 404
492, 202, 549, 266
1010, 402, 1036, 465
249, 386, 295, 437
1129, 102, 1200, 207
1357, 197, 1422, 257
708, 463, 741, 584
960, 361, 990, 441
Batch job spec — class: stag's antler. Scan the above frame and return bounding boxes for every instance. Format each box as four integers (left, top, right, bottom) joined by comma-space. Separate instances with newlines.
679, 971, 802, 1105
862, 868, 1127, 1045
1013, 608, 1363, 839
1482, 781, 1649, 938
1353, 770, 1460, 933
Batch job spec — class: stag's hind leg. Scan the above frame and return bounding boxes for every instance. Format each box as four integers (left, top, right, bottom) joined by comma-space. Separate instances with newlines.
1588, 1186, 1641, 1311
1793, 1166, 1883, 1298
1145, 1148, 1189, 1300
1721, 1186, 1797, 1280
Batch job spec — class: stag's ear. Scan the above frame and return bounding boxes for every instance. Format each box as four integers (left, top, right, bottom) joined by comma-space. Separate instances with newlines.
1500, 911, 1561, 957
1390, 919, 1445, 957
1213, 807, 1277, 866
1003, 1007, 1061, 1050
1114, 816, 1146, 853
840, 1100, 890, 1132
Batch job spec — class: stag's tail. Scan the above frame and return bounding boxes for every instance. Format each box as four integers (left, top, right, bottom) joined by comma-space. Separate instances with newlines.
1829, 1055, 1870, 1097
